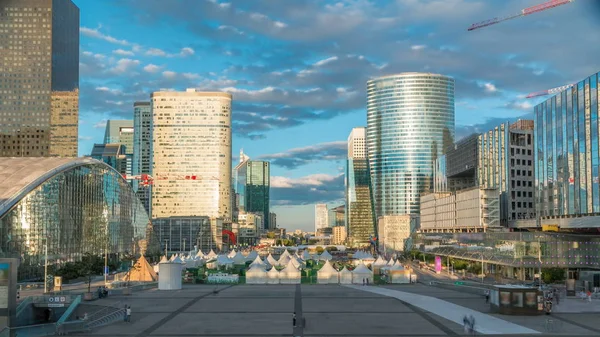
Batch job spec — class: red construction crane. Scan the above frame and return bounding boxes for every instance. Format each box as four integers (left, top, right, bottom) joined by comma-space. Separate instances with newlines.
468, 0, 575, 31
122, 174, 219, 186
526, 83, 575, 98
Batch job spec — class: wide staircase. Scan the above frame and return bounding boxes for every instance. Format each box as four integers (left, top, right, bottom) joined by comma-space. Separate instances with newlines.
56, 302, 125, 335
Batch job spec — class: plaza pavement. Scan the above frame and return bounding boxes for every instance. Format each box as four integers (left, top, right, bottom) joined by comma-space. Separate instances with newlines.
63, 283, 600, 337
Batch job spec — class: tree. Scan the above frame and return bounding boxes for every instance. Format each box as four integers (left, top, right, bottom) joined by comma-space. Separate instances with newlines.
79, 253, 100, 293
266, 232, 276, 239
316, 246, 324, 254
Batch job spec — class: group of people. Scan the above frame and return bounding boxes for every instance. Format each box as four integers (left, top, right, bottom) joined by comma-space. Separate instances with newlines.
362, 278, 370, 286
97, 286, 109, 298
462, 315, 476, 335
123, 305, 132, 323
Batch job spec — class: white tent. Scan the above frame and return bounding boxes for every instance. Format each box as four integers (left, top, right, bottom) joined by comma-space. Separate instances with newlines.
278, 254, 291, 267
387, 258, 395, 266
216, 255, 234, 267
195, 250, 205, 258
227, 249, 237, 258
233, 251, 247, 265
317, 260, 339, 284
266, 254, 279, 266
393, 260, 404, 269
352, 262, 374, 284
267, 266, 280, 284
246, 264, 267, 284
206, 250, 218, 259
362, 252, 374, 260
339, 267, 353, 284
159, 255, 168, 263
246, 250, 258, 261
319, 250, 333, 261
291, 257, 303, 269
302, 250, 311, 261
280, 260, 301, 284
250, 256, 265, 268
172, 256, 184, 264
169, 254, 177, 262
280, 249, 291, 259
373, 256, 387, 267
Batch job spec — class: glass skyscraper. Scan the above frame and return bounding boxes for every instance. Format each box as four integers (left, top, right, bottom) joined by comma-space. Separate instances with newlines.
535, 71, 600, 219
366, 73, 455, 217
133, 102, 152, 215
0, 0, 79, 157
234, 158, 270, 229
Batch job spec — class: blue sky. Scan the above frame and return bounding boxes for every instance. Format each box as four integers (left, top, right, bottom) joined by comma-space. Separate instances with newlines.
74, 0, 600, 231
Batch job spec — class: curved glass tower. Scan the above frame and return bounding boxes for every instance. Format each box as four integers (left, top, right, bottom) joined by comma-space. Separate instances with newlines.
367, 73, 455, 217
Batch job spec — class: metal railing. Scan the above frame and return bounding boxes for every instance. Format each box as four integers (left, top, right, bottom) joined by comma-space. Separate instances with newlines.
56, 295, 81, 325
86, 308, 126, 330
16, 296, 33, 318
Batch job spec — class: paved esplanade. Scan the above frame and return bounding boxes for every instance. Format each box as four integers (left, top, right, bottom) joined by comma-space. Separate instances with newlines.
346, 285, 539, 335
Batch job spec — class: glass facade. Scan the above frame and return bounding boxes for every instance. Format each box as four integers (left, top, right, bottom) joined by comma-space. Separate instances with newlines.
234, 160, 270, 229
153, 216, 219, 253
104, 120, 134, 180
366, 73, 455, 217
0, 158, 156, 280
0, 0, 79, 157
535, 71, 600, 219
345, 158, 376, 246
133, 102, 152, 215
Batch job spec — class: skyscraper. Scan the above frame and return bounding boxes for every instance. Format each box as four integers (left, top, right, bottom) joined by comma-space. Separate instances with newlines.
234, 150, 270, 229
0, 0, 79, 157
346, 127, 376, 246
133, 102, 152, 214
151, 89, 232, 220
315, 204, 328, 232
367, 73, 455, 217
103, 120, 134, 179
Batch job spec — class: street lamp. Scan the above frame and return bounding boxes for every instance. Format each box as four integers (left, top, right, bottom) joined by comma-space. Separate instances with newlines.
44, 239, 48, 293
481, 252, 485, 284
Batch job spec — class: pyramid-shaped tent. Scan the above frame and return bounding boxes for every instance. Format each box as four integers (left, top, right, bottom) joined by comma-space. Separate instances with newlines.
126, 255, 158, 282
280, 260, 300, 284
302, 250, 311, 261
387, 258, 395, 266
196, 250, 205, 258
352, 262, 373, 284
206, 249, 218, 259
266, 253, 279, 266
278, 254, 291, 266
227, 249, 237, 258
160, 255, 168, 263
216, 255, 234, 267
246, 264, 267, 284
373, 256, 387, 266
317, 260, 339, 284
339, 266, 352, 284
233, 251, 246, 265
250, 256, 266, 268
246, 250, 258, 261
267, 266, 280, 284
319, 250, 333, 261
280, 250, 291, 259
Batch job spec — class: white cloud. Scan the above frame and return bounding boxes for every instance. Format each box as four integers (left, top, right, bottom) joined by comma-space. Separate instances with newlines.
81, 27, 129, 46
411, 44, 427, 50
483, 82, 498, 93
110, 58, 140, 73
271, 174, 342, 188
143, 64, 162, 73
113, 49, 134, 56
146, 48, 167, 57
95, 86, 121, 94
146, 47, 195, 58
93, 120, 107, 129
314, 56, 338, 67
162, 70, 177, 79
180, 47, 195, 57
183, 72, 201, 80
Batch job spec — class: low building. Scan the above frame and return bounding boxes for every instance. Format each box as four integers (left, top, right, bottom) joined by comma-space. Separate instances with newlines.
332, 226, 347, 245
420, 188, 500, 233
377, 215, 419, 254
0, 157, 157, 280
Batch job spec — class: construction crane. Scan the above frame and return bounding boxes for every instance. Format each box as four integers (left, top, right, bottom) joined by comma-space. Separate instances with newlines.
526, 83, 575, 98
468, 0, 575, 31
122, 174, 219, 186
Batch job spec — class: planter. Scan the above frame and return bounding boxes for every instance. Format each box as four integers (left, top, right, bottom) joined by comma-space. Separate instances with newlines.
122, 288, 132, 295
83, 292, 95, 301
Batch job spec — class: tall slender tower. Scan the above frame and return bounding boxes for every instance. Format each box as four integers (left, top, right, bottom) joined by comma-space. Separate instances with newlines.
0, 0, 80, 157
151, 89, 232, 220
367, 73, 455, 218
133, 102, 152, 214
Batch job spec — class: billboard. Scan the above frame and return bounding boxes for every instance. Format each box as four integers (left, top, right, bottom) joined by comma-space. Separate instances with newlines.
435, 256, 442, 273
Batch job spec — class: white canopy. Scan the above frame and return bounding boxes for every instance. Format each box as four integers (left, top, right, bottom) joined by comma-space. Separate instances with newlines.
391, 262, 405, 271
280, 260, 301, 284
246, 264, 267, 284
246, 250, 258, 261
362, 252, 375, 260
266, 254, 279, 266
250, 256, 265, 268
317, 260, 339, 284
373, 256, 387, 266
206, 250, 218, 259
195, 250, 205, 258
267, 266, 280, 284
169, 254, 177, 262
339, 267, 353, 284
233, 251, 246, 265
387, 258, 395, 266
227, 249, 237, 258
302, 250, 311, 261
352, 262, 374, 284
280, 250, 291, 259
319, 250, 333, 261
278, 255, 291, 266
216, 255, 234, 266
159, 255, 168, 263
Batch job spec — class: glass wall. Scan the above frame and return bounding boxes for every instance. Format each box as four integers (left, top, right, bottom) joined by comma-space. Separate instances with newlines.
0, 162, 156, 280
346, 158, 376, 246
366, 73, 455, 217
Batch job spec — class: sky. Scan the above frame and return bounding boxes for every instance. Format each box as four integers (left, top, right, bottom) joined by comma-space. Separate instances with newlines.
74, 0, 600, 232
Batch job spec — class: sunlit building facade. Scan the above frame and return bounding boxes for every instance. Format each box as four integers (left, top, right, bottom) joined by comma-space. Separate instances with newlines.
367, 73, 455, 217
0, 0, 80, 157
234, 152, 270, 229
151, 89, 232, 220
0, 158, 156, 280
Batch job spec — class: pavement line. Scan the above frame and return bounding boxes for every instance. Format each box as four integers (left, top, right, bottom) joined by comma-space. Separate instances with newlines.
400, 300, 459, 336
134, 285, 235, 337
345, 285, 540, 335
293, 284, 304, 337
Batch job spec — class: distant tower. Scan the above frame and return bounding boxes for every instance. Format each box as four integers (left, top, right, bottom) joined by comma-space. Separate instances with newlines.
239, 148, 250, 164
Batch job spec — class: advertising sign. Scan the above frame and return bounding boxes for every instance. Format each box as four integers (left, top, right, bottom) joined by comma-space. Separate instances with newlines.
434, 256, 442, 274
0, 259, 19, 331
0, 263, 8, 309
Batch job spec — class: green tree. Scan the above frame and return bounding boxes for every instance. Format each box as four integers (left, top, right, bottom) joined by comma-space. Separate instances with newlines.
316, 246, 324, 254
267, 232, 276, 239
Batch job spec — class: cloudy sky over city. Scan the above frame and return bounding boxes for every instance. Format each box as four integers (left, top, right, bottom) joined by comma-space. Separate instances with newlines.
75, 0, 599, 231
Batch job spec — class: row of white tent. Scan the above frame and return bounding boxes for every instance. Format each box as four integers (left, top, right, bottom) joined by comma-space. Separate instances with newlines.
247, 260, 302, 284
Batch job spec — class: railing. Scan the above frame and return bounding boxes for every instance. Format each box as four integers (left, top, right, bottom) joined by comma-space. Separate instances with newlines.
16, 296, 33, 318
10, 322, 57, 337
56, 295, 81, 325
86, 308, 126, 330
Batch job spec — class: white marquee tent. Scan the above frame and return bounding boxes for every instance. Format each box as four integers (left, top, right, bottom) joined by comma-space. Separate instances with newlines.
387, 258, 395, 266
278, 255, 291, 267
280, 250, 292, 259
267, 266, 280, 284
280, 260, 301, 284
227, 250, 237, 258
352, 262, 373, 284
246, 264, 267, 284
206, 250, 218, 259
317, 260, 339, 284
266, 254, 279, 266
339, 267, 353, 284
232, 251, 247, 265
195, 250, 205, 258
216, 255, 234, 268
246, 250, 258, 261
250, 256, 265, 268
319, 250, 333, 261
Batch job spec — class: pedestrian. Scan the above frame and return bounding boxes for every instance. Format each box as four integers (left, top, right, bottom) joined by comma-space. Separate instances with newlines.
587, 290, 592, 302
485, 290, 489, 303
126, 306, 131, 322
366, 278, 369, 285
463, 315, 470, 334
362, 278, 365, 286
123, 305, 127, 322
293, 312, 296, 328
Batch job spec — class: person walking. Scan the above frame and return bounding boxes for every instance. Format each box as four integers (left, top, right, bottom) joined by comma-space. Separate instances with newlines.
485, 290, 490, 303
293, 312, 297, 328
126, 306, 132, 323
123, 305, 128, 322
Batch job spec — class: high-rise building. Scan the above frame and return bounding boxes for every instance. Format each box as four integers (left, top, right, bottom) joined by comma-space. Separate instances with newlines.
315, 204, 328, 232
233, 150, 270, 229
346, 127, 376, 247
133, 102, 152, 214
90, 143, 128, 174
0, 0, 79, 157
534, 71, 600, 229
367, 73, 455, 218
151, 89, 232, 220
269, 212, 277, 229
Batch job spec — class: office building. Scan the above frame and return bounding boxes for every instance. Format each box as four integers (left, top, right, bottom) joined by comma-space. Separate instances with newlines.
269, 212, 277, 229
0, 157, 156, 280
377, 215, 419, 254
133, 102, 152, 214
534, 71, 600, 229
90, 143, 128, 174
151, 89, 232, 220
346, 127, 376, 246
435, 134, 479, 193
478, 120, 535, 225
234, 150, 270, 229
367, 73, 455, 217
0, 0, 79, 157
153, 216, 221, 253
330, 205, 345, 227
104, 120, 134, 177
315, 204, 328, 231
332, 226, 347, 245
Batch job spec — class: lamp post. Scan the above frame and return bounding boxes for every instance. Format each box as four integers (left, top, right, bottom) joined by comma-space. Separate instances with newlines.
481, 252, 485, 284
183, 238, 186, 254
44, 240, 48, 293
